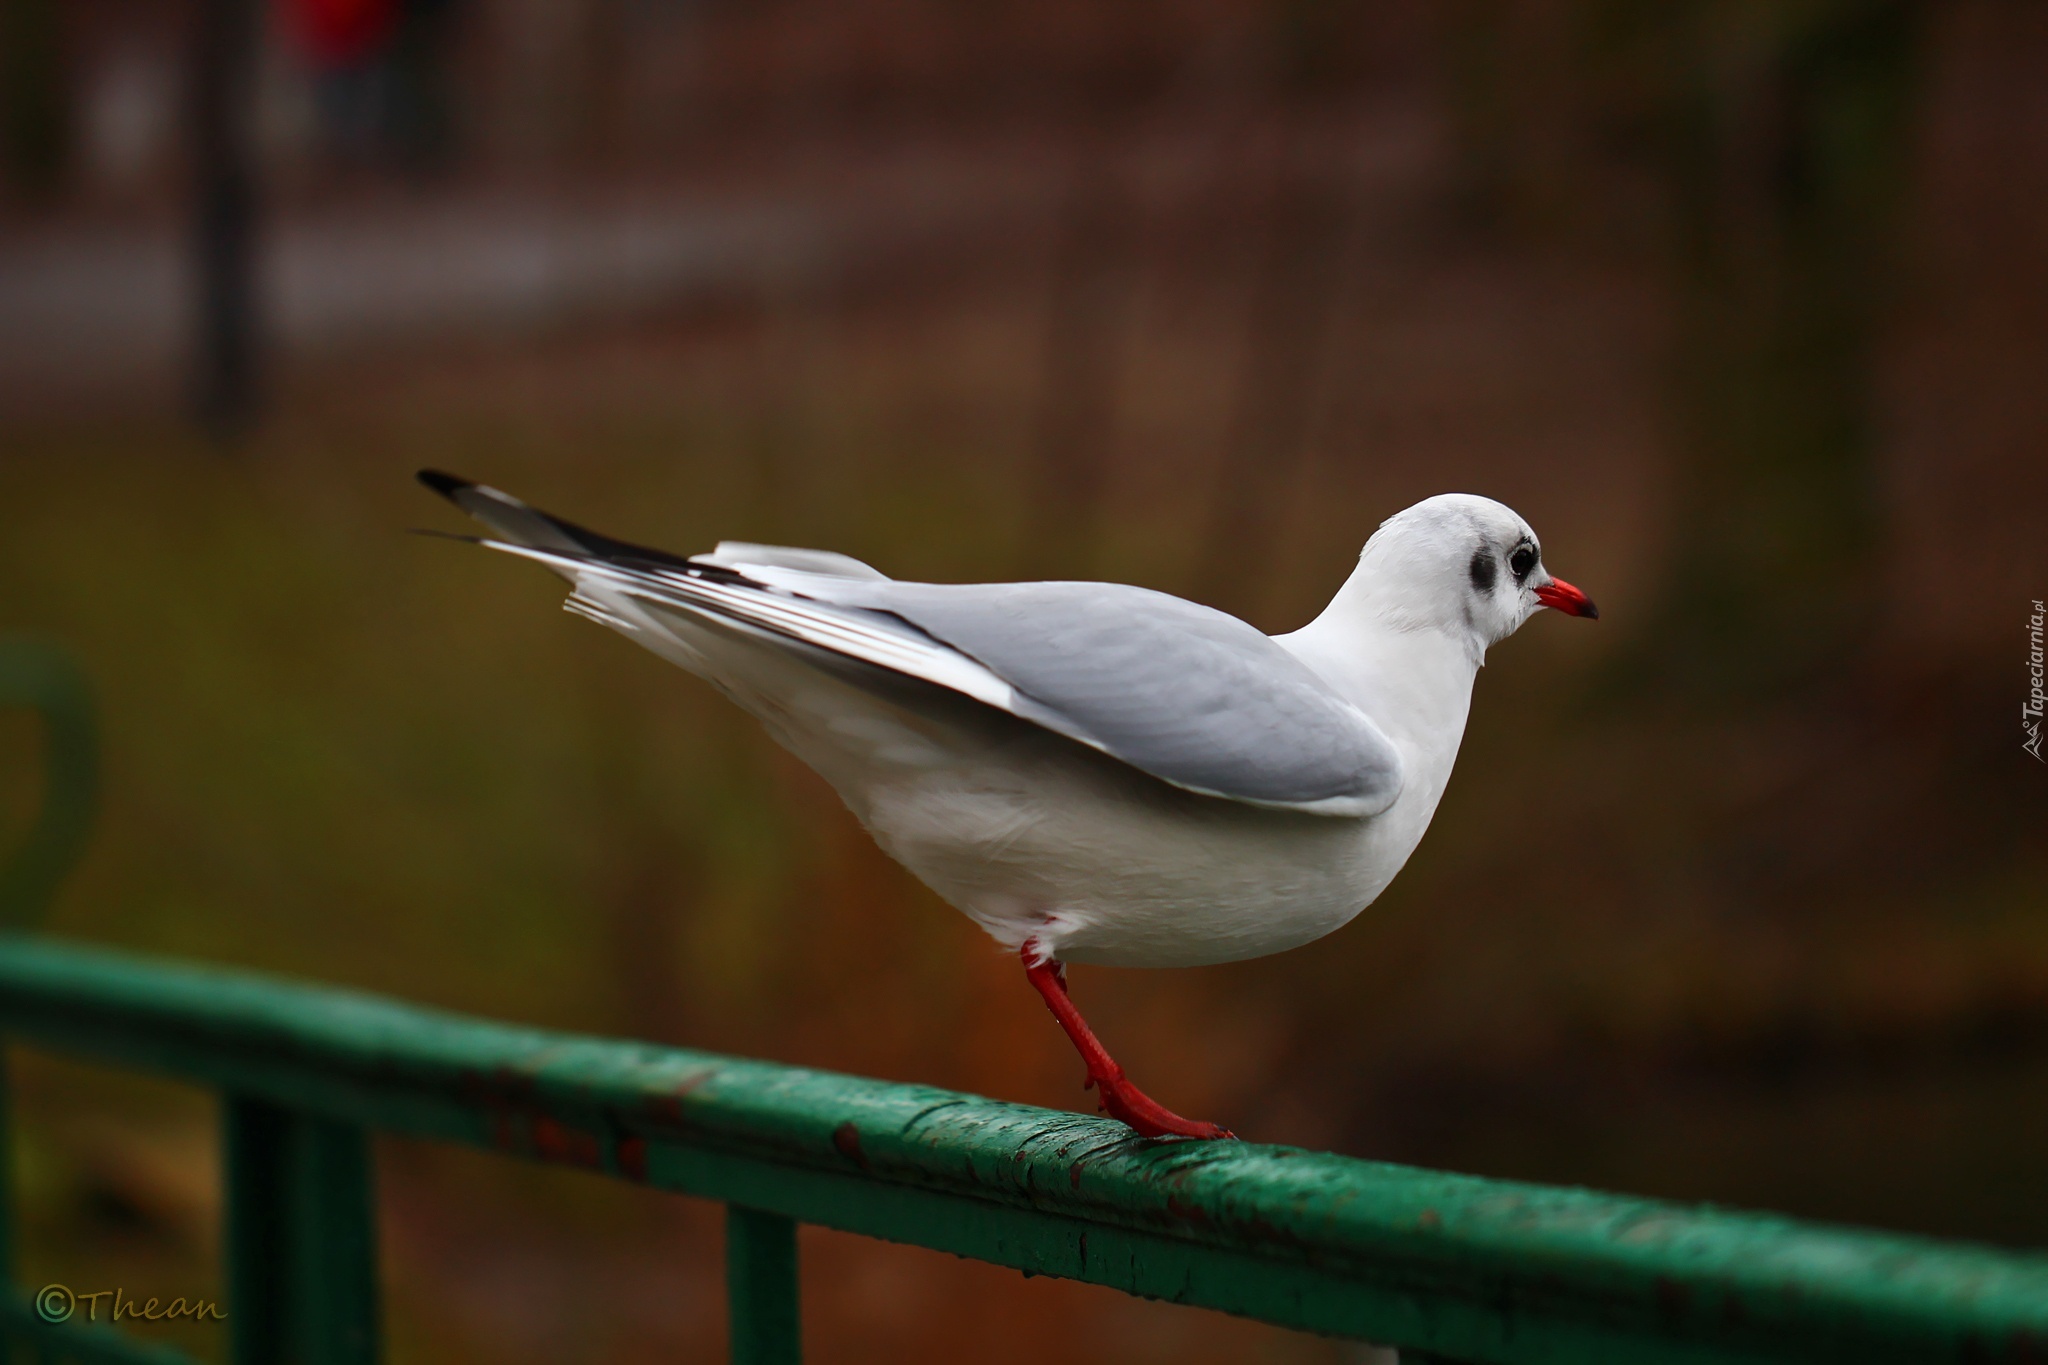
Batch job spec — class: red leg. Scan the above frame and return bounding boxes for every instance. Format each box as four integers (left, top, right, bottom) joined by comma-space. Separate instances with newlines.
1021, 943, 1234, 1141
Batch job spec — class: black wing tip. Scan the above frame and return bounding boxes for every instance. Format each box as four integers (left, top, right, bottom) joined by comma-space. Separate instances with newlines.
417, 469, 474, 500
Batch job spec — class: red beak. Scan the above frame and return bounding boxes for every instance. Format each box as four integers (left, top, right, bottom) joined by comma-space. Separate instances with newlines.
1534, 577, 1599, 619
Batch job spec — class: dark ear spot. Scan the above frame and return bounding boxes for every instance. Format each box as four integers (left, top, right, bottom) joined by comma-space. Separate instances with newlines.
1469, 550, 1497, 594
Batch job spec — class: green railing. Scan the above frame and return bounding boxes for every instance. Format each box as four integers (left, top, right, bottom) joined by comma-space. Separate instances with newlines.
0, 640, 97, 933
3, 642, 2047, 1365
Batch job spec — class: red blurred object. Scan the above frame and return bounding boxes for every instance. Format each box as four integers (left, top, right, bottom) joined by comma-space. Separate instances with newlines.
288, 0, 399, 66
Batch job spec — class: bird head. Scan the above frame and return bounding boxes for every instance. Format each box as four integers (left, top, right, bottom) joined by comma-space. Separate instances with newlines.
1350, 493, 1597, 659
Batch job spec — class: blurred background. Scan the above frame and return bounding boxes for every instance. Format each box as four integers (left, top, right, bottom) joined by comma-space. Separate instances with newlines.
2, 0, 2045, 1360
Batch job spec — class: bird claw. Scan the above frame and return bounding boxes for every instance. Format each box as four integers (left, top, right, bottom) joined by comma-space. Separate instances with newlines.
1085, 1066, 1233, 1141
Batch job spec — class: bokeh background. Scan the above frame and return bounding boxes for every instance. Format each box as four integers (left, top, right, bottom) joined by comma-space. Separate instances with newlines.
3, 0, 2046, 1360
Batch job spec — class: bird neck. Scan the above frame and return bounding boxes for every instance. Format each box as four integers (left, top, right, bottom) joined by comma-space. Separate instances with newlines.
1276, 580, 1482, 766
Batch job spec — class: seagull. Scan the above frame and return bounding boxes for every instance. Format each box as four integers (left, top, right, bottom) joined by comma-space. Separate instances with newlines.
419, 472, 1597, 1140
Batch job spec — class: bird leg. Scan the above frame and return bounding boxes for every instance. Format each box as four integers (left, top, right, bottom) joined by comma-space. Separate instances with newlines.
1020, 943, 1233, 1141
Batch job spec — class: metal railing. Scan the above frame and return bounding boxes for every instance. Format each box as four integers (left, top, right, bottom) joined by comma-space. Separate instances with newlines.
3, 641, 2046, 1365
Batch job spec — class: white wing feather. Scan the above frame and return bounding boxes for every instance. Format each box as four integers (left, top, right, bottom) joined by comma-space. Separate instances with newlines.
485, 542, 1016, 711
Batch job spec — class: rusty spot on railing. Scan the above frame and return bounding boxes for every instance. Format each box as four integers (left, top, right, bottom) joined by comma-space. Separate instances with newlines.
834, 1121, 871, 1171
531, 1114, 602, 1168
642, 1070, 716, 1134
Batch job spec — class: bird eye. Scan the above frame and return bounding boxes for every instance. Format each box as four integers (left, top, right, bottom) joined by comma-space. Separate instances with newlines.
1509, 544, 1537, 579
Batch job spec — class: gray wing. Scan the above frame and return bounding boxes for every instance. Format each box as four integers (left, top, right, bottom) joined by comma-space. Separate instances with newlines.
794, 576, 1403, 817
417, 472, 1401, 817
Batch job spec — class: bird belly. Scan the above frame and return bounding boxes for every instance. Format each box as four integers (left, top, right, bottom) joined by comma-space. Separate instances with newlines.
852, 724, 1423, 968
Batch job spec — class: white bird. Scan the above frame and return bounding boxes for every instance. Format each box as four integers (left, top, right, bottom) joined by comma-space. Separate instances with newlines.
420, 472, 1597, 1139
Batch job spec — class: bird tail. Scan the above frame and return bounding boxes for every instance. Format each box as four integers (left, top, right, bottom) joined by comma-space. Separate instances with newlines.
416, 470, 754, 680
415, 470, 699, 571
415, 470, 1013, 713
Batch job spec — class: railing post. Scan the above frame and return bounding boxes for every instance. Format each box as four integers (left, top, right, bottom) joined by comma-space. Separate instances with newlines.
0, 1049, 11, 1288
225, 1097, 379, 1365
726, 1205, 800, 1365
0, 1047, 13, 1365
